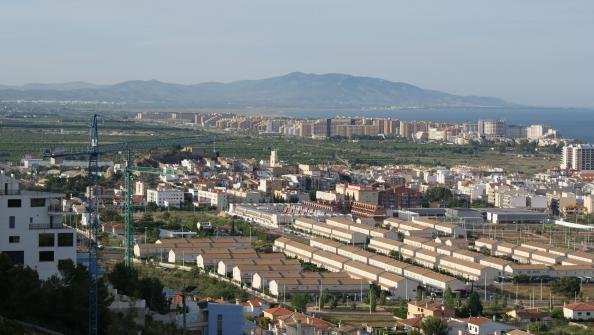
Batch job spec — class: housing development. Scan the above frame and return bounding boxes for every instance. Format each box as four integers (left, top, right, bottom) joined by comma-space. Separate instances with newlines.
1, 2, 593, 333
3, 132, 594, 334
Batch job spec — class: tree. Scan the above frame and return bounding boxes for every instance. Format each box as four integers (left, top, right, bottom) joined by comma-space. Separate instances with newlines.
512, 274, 529, 284
407, 329, 422, 335
461, 292, 483, 317
551, 277, 580, 299
416, 286, 424, 301
290, 293, 308, 312
108, 262, 168, 313
369, 288, 377, 312
108, 262, 140, 297
527, 321, 549, 333
0, 255, 111, 334
424, 187, 453, 203
455, 292, 462, 308
330, 296, 338, 309
550, 308, 563, 319
421, 316, 448, 335
320, 288, 331, 309
380, 290, 386, 305
139, 277, 168, 313
100, 208, 123, 223
146, 202, 159, 212
443, 287, 454, 308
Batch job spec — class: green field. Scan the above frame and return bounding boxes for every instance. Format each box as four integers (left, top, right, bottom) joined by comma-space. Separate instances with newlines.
0, 115, 558, 174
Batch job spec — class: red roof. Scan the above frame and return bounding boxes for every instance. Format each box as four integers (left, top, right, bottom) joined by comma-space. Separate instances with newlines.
565, 302, 594, 311
241, 300, 264, 307
263, 306, 292, 316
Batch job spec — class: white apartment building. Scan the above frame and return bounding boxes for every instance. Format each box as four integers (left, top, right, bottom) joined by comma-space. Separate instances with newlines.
147, 187, 184, 207
0, 174, 77, 279
561, 144, 594, 171
526, 124, 549, 141
196, 189, 229, 209
134, 181, 145, 196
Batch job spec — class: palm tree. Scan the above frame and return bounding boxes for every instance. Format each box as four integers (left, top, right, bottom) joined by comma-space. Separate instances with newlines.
421, 316, 448, 335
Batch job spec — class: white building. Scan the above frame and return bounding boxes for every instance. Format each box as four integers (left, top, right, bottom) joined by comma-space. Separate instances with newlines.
134, 181, 145, 196
197, 189, 229, 209
561, 144, 594, 171
0, 174, 77, 279
563, 302, 594, 320
147, 187, 184, 207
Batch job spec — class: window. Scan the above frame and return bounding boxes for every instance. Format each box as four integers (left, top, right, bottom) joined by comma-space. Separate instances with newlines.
30, 198, 45, 207
39, 251, 54, 262
39, 233, 55, 247
30, 217, 33, 223
9, 216, 15, 228
9, 236, 20, 243
57, 233, 74, 247
216, 314, 223, 335
7, 199, 22, 207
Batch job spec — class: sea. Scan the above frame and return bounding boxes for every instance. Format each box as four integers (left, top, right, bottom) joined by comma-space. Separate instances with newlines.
280, 107, 594, 143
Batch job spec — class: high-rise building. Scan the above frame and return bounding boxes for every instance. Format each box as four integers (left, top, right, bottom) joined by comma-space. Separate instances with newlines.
526, 124, 550, 141
0, 173, 77, 279
478, 119, 506, 138
506, 125, 526, 139
561, 144, 594, 171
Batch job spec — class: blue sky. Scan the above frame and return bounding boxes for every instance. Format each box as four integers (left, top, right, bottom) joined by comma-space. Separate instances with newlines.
1, 1, 593, 107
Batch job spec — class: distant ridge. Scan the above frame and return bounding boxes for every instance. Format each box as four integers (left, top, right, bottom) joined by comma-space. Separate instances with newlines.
0, 72, 510, 108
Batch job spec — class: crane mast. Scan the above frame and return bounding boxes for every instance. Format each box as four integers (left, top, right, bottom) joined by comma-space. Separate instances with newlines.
87, 115, 99, 335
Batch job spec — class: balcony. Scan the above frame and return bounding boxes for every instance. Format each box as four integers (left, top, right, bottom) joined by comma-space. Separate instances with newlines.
29, 223, 65, 230
48, 204, 64, 214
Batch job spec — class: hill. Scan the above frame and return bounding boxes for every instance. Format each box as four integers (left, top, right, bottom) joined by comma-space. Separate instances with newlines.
0, 72, 510, 108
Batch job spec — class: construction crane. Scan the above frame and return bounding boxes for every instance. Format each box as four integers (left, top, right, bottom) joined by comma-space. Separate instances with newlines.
43, 115, 215, 335
118, 148, 176, 266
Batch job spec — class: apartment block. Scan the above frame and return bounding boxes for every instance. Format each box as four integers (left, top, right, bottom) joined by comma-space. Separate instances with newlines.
0, 174, 76, 279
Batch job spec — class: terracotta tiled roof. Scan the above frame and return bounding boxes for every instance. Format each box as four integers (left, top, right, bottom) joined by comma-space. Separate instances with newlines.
263, 306, 293, 316
565, 302, 594, 311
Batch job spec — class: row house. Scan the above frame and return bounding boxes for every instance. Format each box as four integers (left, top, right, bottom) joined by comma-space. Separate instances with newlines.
378, 272, 418, 298
452, 249, 484, 263
368, 255, 413, 276
403, 266, 466, 291
403, 237, 431, 249
438, 256, 499, 282
337, 245, 375, 264
309, 237, 342, 254
252, 271, 348, 290
233, 264, 302, 284
311, 250, 349, 272
479, 257, 512, 277
369, 237, 403, 255
269, 277, 364, 297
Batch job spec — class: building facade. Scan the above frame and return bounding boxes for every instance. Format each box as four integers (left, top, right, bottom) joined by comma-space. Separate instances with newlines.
0, 174, 77, 279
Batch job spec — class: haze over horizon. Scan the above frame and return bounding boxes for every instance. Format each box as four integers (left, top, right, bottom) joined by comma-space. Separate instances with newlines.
1, 1, 593, 108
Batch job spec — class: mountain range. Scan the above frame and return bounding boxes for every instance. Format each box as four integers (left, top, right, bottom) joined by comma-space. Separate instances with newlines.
0, 72, 510, 108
